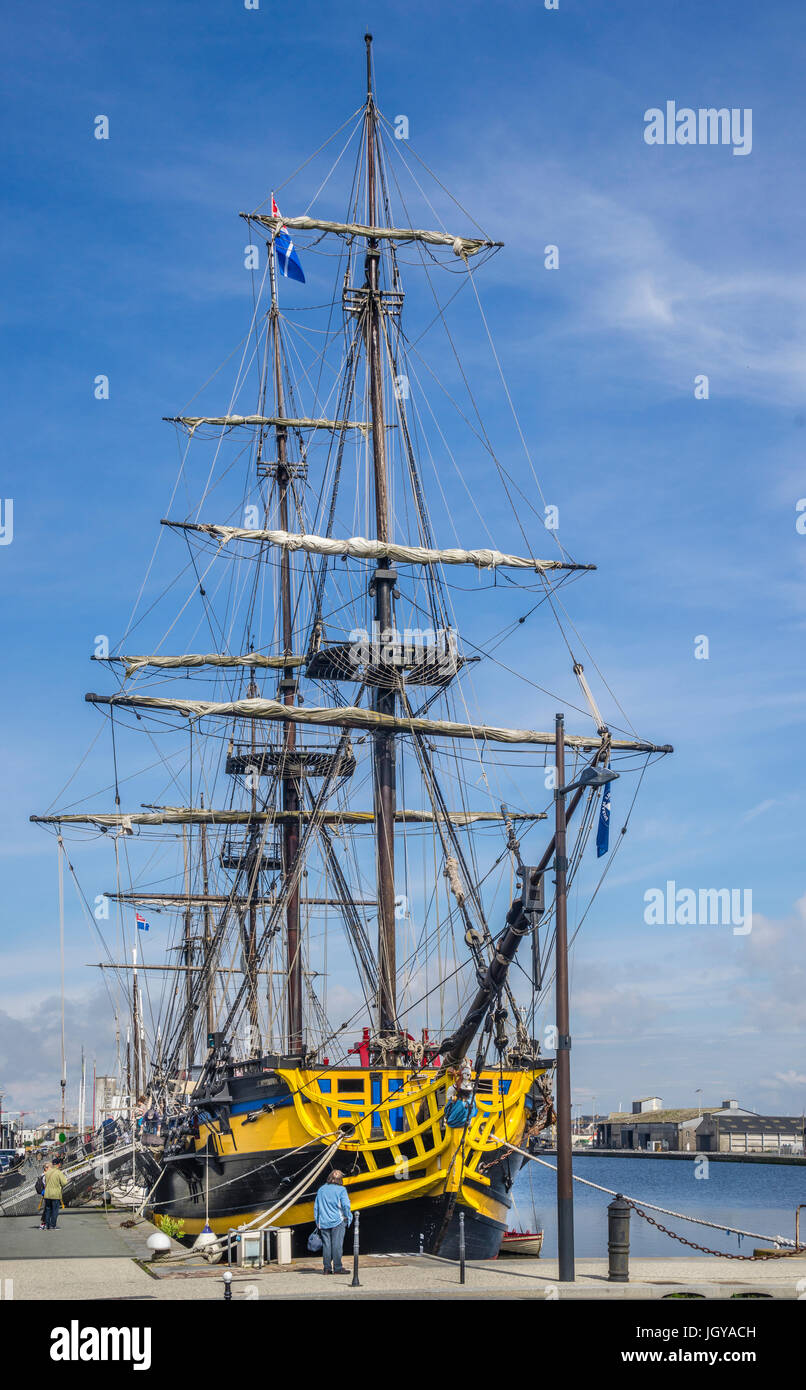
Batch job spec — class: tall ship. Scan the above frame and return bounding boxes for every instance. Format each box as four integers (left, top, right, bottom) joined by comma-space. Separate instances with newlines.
31, 36, 671, 1258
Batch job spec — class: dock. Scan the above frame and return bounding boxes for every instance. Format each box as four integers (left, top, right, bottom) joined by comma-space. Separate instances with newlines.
2, 1211, 805, 1300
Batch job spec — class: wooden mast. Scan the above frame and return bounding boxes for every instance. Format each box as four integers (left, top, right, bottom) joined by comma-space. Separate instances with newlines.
244, 678, 260, 1048
182, 825, 195, 1072
267, 226, 304, 1056
200, 813, 215, 1041
364, 32, 398, 1037
131, 948, 141, 1101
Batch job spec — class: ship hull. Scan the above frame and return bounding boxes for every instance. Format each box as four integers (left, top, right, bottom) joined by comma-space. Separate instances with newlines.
152, 1140, 518, 1257
149, 1059, 549, 1258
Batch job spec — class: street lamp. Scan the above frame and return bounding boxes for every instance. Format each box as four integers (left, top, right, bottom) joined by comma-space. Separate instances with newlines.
551, 739, 620, 1282
553, 714, 575, 1282
556, 764, 620, 797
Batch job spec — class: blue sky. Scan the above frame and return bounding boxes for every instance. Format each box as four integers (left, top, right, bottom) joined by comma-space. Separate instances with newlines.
2, 0, 805, 1123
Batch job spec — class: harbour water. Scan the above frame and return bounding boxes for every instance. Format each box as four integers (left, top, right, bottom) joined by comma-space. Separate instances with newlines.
513, 1156, 806, 1258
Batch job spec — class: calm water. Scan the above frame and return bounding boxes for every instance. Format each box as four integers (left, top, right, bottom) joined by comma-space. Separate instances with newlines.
511, 1155, 806, 1258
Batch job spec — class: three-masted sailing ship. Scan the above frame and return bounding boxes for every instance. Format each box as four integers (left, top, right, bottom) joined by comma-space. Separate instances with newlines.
31, 36, 671, 1258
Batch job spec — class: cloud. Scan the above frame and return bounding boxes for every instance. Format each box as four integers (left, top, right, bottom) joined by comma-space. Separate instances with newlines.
740, 799, 778, 824
766, 1069, 806, 1090
724, 897, 806, 1027
0, 988, 120, 1122
449, 137, 806, 407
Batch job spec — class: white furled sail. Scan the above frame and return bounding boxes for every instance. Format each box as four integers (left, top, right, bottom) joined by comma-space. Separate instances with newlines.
31, 808, 544, 828
85, 692, 671, 753
162, 522, 594, 574
94, 652, 306, 677
242, 212, 500, 259
164, 415, 369, 435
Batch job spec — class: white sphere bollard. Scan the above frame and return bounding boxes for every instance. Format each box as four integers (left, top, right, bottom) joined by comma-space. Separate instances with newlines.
194, 1231, 222, 1263
146, 1230, 172, 1260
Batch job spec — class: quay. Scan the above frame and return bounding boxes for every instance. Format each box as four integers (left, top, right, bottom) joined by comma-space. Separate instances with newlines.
566, 1149, 806, 1165
2, 1211, 805, 1300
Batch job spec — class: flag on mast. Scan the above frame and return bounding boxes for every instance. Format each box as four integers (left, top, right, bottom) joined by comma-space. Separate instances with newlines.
272, 196, 305, 283
596, 784, 611, 859
135, 912, 150, 932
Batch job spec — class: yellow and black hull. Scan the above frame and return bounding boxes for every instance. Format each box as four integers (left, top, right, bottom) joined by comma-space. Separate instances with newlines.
150, 1060, 550, 1258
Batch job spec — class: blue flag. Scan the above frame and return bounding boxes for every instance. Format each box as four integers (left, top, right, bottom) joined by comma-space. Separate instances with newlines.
136, 912, 150, 932
272, 196, 305, 284
596, 784, 611, 859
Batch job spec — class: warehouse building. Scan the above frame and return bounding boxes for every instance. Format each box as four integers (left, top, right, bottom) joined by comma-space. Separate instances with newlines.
680, 1111, 805, 1155
596, 1098, 756, 1151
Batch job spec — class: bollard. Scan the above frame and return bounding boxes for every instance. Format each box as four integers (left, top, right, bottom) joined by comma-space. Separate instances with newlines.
608, 1194, 631, 1282
222, 1270, 233, 1301
459, 1211, 466, 1284
351, 1209, 361, 1287
419, 1231, 424, 1256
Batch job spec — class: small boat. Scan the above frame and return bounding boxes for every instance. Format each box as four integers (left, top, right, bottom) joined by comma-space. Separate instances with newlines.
501, 1229, 544, 1256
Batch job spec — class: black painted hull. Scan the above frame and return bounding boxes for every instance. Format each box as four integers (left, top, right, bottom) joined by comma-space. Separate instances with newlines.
153, 1141, 519, 1259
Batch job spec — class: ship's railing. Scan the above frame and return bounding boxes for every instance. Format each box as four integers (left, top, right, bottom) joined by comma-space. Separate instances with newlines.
277, 1068, 533, 1188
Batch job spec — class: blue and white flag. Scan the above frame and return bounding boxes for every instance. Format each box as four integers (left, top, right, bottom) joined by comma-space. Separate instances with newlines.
596, 783, 611, 859
135, 912, 150, 932
272, 196, 305, 283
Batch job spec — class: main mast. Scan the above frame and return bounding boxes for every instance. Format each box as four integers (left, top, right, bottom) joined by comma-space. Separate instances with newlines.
364, 33, 398, 1039
267, 240, 304, 1056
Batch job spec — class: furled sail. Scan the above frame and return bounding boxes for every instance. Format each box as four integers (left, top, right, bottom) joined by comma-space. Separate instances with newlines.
30, 808, 543, 829
242, 212, 500, 259
162, 522, 594, 574
84, 692, 672, 753
164, 415, 368, 435
94, 652, 306, 678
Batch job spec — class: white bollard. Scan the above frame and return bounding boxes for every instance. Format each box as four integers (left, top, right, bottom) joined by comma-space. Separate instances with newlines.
275, 1227, 292, 1264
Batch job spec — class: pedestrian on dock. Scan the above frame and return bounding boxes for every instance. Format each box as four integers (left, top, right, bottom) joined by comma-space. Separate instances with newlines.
313, 1170, 353, 1275
42, 1160, 68, 1230
36, 1161, 51, 1228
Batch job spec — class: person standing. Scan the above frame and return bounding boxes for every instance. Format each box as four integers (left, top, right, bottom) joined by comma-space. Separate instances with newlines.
43, 1160, 68, 1230
36, 1161, 51, 1229
313, 1170, 352, 1275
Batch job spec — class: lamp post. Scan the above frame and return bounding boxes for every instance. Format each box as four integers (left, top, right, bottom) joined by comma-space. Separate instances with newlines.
553, 714, 574, 1282
553, 736, 619, 1282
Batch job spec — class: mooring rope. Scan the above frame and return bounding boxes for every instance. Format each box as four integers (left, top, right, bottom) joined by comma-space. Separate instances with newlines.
147, 1135, 344, 1263
493, 1137, 798, 1249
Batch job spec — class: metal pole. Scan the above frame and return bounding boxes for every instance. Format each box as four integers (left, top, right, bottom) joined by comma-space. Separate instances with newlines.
351, 1210, 361, 1287
554, 713, 575, 1281
607, 1194, 631, 1282
459, 1211, 466, 1284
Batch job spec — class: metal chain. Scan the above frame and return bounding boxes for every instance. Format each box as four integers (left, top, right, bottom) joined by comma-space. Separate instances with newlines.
627, 1201, 805, 1261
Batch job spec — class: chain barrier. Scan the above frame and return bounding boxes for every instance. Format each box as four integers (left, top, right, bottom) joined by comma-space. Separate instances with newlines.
627, 1201, 805, 1261
496, 1136, 804, 1256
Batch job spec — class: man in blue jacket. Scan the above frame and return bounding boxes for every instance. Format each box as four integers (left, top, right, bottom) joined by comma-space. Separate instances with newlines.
313, 1170, 353, 1274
